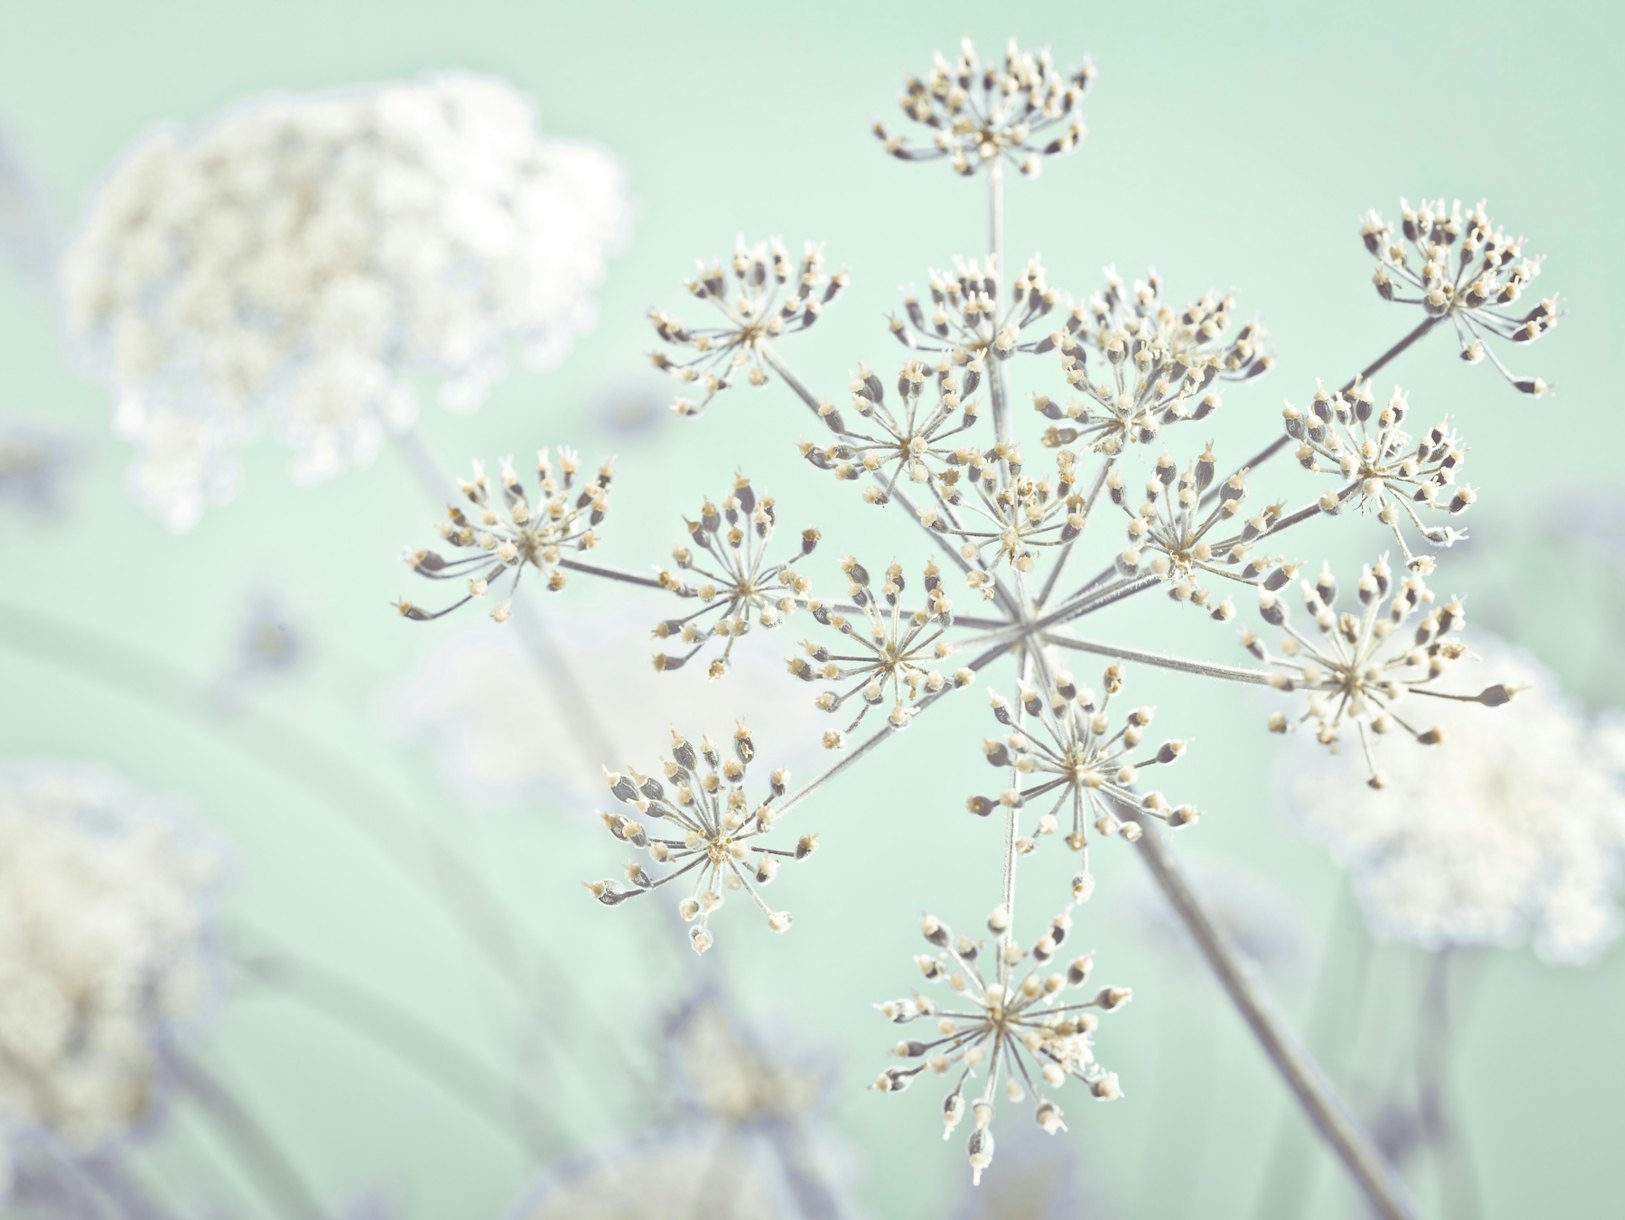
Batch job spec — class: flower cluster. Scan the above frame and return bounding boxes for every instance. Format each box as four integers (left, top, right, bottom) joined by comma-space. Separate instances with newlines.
800, 361, 982, 503
887, 258, 1070, 367
0, 763, 220, 1183
873, 38, 1096, 178
969, 665, 1197, 894
1247, 557, 1514, 783
1039, 267, 1271, 453
789, 558, 972, 747
649, 237, 847, 417
1106, 447, 1292, 614
396, 449, 611, 623
586, 724, 816, 954
653, 477, 819, 679
1362, 197, 1556, 394
1285, 381, 1473, 571
873, 906, 1129, 1185
1285, 644, 1625, 964
62, 73, 630, 527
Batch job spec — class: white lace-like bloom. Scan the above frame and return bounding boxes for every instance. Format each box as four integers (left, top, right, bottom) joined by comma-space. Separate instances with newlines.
0, 763, 221, 1183
1284, 643, 1625, 964
62, 73, 631, 528
378, 607, 827, 809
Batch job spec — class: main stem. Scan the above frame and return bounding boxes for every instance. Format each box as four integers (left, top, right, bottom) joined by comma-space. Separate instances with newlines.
1128, 821, 1417, 1220
976, 158, 1411, 1218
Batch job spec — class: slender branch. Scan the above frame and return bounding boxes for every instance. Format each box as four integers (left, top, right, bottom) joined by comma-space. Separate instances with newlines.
171, 1057, 327, 1220
558, 556, 666, 589
1248, 890, 1371, 1220
1125, 818, 1417, 1220
1045, 635, 1275, 685
80, 1156, 170, 1220
1200, 316, 1442, 508
1416, 951, 1482, 1220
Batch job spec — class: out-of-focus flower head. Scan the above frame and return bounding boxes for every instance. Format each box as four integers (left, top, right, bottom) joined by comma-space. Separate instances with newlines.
0, 416, 73, 517
1283, 642, 1625, 964
0, 762, 223, 1189
61, 73, 632, 529
663, 987, 833, 1128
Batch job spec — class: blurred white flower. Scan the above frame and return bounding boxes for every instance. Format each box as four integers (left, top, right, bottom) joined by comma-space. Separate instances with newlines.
1283, 642, 1625, 964
62, 73, 632, 528
379, 599, 826, 809
0, 762, 222, 1186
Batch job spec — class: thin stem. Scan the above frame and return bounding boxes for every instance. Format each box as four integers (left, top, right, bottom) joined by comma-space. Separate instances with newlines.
232, 939, 561, 1157
1416, 950, 1482, 1220
80, 1156, 170, 1220
558, 556, 665, 589
1045, 635, 1275, 685
1248, 889, 1371, 1220
1126, 818, 1417, 1220
172, 1056, 327, 1220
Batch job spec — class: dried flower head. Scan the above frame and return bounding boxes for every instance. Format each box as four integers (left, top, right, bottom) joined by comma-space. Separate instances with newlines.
397, 449, 612, 623
1285, 644, 1625, 964
873, 38, 1095, 178
969, 664, 1198, 891
650, 237, 846, 417
922, 447, 1087, 585
874, 905, 1128, 1184
62, 74, 629, 525
1041, 267, 1271, 452
1285, 381, 1472, 571
789, 558, 972, 746
801, 361, 982, 504
1247, 556, 1513, 782
888, 258, 1068, 368
653, 477, 818, 678
1105, 446, 1292, 613
1362, 197, 1556, 394
0, 763, 221, 1180
586, 724, 815, 954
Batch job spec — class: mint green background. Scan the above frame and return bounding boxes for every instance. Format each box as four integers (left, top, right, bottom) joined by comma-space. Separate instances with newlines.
2, 1, 1622, 1217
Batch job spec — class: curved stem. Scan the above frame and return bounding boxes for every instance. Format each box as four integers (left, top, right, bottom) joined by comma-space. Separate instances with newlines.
172, 1057, 326, 1220
1126, 820, 1416, 1220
